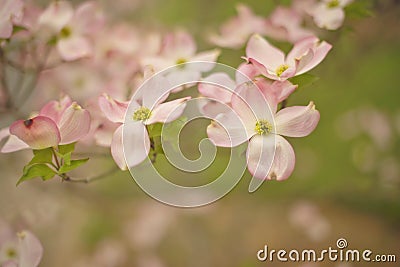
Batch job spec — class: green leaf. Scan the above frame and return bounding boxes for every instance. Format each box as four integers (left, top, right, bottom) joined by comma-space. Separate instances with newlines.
58, 158, 89, 174
17, 164, 57, 186
63, 152, 72, 165
288, 73, 319, 90
29, 148, 54, 165
58, 143, 76, 155
147, 123, 163, 138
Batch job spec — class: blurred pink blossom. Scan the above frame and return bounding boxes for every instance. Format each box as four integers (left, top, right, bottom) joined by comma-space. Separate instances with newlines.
38, 1, 104, 61
209, 4, 266, 49
0, 221, 43, 267
310, 0, 353, 30
0, 0, 24, 39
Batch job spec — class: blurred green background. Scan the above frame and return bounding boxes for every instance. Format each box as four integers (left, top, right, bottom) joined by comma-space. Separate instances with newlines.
0, 0, 399, 266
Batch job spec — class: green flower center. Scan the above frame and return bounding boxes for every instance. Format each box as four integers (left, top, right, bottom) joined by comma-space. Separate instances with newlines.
6, 248, 17, 258
60, 27, 72, 38
275, 64, 289, 77
176, 58, 187, 65
327, 0, 340, 8
133, 107, 151, 121
255, 120, 272, 135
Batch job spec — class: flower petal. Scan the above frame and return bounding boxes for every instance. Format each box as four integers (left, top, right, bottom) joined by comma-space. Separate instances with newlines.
198, 73, 235, 103
257, 80, 297, 113
39, 95, 72, 124
236, 63, 260, 84
246, 34, 285, 72
58, 102, 91, 144
38, 1, 73, 32
10, 116, 61, 149
199, 99, 231, 118
207, 109, 251, 147
141, 74, 171, 108
98, 94, 128, 123
162, 30, 196, 59
246, 134, 275, 179
111, 125, 127, 170
232, 82, 274, 126
146, 97, 191, 124
1, 126, 30, 153
312, 4, 345, 30
18, 231, 43, 267
267, 135, 295, 181
275, 101, 320, 137
296, 41, 332, 75
57, 36, 92, 61
123, 121, 150, 168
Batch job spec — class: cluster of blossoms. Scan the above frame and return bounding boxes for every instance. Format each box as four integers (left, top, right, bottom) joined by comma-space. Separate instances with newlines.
0, 0, 365, 263
0, 0, 356, 184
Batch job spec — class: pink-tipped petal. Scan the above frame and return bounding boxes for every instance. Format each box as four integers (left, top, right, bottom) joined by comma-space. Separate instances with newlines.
58, 103, 91, 144
39, 95, 72, 124
275, 101, 320, 137
1, 135, 30, 153
207, 109, 251, 147
38, 1, 73, 32
198, 73, 235, 103
267, 135, 295, 181
257, 80, 297, 113
10, 116, 61, 149
246, 34, 285, 72
98, 94, 128, 123
111, 125, 127, 170
232, 82, 274, 125
199, 99, 231, 119
296, 41, 332, 75
123, 121, 150, 168
94, 120, 119, 147
236, 63, 260, 84
141, 75, 171, 108
18, 231, 43, 267
246, 134, 276, 180
146, 97, 191, 124
57, 36, 92, 61
287, 36, 319, 63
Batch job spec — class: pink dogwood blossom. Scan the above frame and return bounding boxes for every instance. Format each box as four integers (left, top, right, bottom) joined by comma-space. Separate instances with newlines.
1, 96, 90, 153
245, 34, 332, 81
0, 221, 43, 267
310, 0, 353, 30
142, 30, 219, 91
264, 7, 315, 43
38, 1, 104, 61
207, 83, 320, 180
99, 92, 190, 170
209, 4, 266, 49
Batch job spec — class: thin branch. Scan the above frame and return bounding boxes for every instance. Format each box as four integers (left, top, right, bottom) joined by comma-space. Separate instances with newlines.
62, 167, 120, 184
